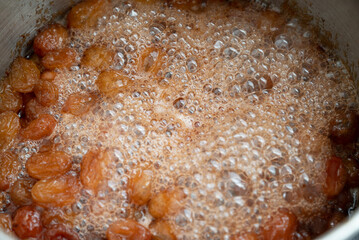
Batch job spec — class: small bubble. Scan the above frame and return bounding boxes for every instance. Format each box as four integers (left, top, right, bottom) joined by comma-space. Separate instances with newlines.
133, 124, 146, 137
173, 98, 186, 109
203, 84, 213, 92
176, 214, 188, 227
274, 34, 291, 49
243, 80, 259, 93
165, 72, 173, 79
291, 87, 302, 97
114, 50, 127, 70
187, 59, 198, 73
232, 28, 247, 38
129, 9, 138, 17
251, 48, 264, 59
213, 88, 222, 95
214, 41, 224, 49
223, 47, 239, 59
225, 171, 249, 197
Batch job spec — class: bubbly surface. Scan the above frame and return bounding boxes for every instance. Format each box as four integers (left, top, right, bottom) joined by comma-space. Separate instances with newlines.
11, 0, 358, 239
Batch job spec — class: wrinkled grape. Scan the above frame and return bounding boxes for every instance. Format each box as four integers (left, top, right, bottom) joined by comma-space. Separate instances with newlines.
21, 114, 57, 140
41, 48, 77, 70
96, 70, 132, 98
81, 45, 115, 71
150, 220, 177, 240
62, 92, 97, 116
263, 209, 297, 240
0, 111, 20, 148
33, 24, 68, 57
0, 152, 20, 191
8, 57, 40, 93
107, 218, 151, 240
9, 178, 36, 206
26, 151, 72, 179
34, 80, 59, 107
0, 79, 22, 113
324, 156, 347, 197
67, 0, 110, 29
31, 175, 81, 207
128, 169, 153, 205
43, 224, 80, 240
0, 213, 12, 233
12, 205, 42, 239
148, 188, 185, 219
80, 149, 111, 193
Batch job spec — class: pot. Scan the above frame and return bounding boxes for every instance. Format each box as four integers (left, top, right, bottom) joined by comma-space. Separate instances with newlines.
0, 0, 358, 239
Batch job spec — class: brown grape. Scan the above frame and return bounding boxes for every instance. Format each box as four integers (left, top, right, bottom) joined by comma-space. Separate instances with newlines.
43, 224, 80, 240
0, 152, 20, 191
329, 111, 359, 144
26, 151, 72, 179
81, 45, 115, 71
262, 209, 297, 240
34, 80, 59, 107
150, 220, 177, 240
31, 175, 81, 207
96, 70, 132, 98
41, 48, 77, 70
9, 178, 36, 206
107, 218, 151, 240
0, 213, 12, 233
148, 188, 186, 219
62, 92, 97, 116
80, 149, 111, 193
25, 98, 45, 121
40, 70, 57, 81
324, 156, 347, 197
137, 47, 164, 75
12, 205, 42, 239
8, 57, 40, 93
67, 0, 111, 29
42, 208, 75, 228
33, 24, 69, 57
0, 79, 22, 113
20, 114, 57, 140
128, 169, 153, 205
0, 111, 20, 148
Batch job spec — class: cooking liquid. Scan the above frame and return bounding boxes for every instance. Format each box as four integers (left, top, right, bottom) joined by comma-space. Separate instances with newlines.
12, 0, 359, 239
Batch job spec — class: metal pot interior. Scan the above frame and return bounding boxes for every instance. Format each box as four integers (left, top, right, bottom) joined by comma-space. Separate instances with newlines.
0, 0, 358, 239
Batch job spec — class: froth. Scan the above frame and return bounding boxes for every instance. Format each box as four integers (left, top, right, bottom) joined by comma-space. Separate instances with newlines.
13, 0, 358, 239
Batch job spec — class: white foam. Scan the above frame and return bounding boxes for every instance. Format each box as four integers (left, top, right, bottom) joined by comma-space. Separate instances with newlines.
11, 0, 358, 238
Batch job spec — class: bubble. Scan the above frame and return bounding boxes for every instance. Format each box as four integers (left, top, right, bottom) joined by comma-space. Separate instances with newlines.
113, 50, 127, 70
203, 84, 213, 92
223, 47, 239, 59
187, 59, 198, 73
224, 171, 249, 197
149, 23, 165, 36
243, 80, 259, 93
274, 34, 291, 49
232, 28, 247, 38
214, 41, 224, 49
129, 9, 138, 17
251, 48, 264, 59
213, 88, 222, 95
176, 214, 188, 227
291, 87, 302, 97
173, 98, 186, 109
133, 124, 146, 137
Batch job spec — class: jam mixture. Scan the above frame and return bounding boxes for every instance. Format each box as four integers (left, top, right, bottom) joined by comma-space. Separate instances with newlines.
0, 0, 359, 239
